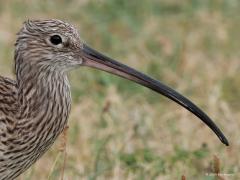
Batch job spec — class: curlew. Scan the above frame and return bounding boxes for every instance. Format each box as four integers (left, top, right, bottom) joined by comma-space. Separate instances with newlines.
0, 19, 228, 179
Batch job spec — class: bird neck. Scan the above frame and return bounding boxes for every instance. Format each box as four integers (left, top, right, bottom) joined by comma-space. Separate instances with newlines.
15, 64, 71, 138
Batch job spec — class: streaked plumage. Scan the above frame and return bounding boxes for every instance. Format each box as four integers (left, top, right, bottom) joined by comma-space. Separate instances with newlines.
0, 20, 73, 179
0, 19, 228, 179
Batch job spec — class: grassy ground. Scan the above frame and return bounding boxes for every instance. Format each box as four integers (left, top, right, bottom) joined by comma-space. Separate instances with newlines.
0, 0, 239, 179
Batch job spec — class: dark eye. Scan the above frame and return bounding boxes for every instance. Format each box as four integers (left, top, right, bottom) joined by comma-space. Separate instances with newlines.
50, 35, 62, 45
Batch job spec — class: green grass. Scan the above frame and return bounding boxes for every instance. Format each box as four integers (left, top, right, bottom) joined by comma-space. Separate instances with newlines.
0, 0, 239, 179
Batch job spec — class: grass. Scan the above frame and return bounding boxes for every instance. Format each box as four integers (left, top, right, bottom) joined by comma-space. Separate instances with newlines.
0, 0, 239, 179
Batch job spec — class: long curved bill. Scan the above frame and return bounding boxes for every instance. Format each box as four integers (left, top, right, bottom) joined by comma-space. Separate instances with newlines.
81, 44, 229, 146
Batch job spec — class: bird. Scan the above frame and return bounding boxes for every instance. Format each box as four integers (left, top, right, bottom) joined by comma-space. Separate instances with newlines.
0, 19, 228, 179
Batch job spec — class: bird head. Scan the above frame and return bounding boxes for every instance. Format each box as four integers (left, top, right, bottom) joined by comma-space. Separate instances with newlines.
15, 19, 83, 72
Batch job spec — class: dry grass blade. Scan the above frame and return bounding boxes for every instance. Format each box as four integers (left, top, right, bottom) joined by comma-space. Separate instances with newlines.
181, 175, 186, 180
213, 155, 220, 175
59, 126, 69, 180
213, 155, 225, 180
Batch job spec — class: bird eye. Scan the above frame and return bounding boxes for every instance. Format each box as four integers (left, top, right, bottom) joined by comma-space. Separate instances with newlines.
50, 35, 62, 45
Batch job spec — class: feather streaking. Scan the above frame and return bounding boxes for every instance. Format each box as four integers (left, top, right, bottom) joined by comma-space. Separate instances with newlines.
0, 19, 79, 179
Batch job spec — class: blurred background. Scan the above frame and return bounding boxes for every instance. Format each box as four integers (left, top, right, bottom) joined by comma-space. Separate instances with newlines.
0, 0, 239, 179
